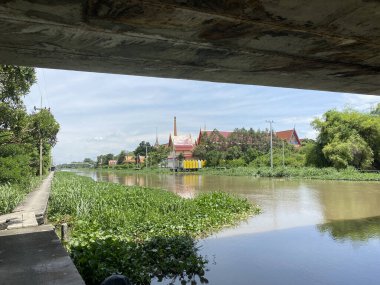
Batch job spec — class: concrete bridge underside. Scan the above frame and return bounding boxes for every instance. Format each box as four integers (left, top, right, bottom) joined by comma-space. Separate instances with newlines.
0, 0, 379, 95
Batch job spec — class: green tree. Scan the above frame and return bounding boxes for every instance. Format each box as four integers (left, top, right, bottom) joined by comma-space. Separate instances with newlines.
117, 150, 127, 165
147, 145, 169, 166
0, 65, 36, 146
370, 103, 380, 115
205, 150, 225, 167
312, 109, 380, 169
28, 108, 60, 174
83, 158, 94, 164
0, 65, 37, 184
226, 145, 243, 160
134, 141, 153, 156
322, 134, 373, 169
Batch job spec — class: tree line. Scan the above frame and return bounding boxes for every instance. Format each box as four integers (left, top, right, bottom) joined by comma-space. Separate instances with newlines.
194, 106, 380, 170
85, 141, 169, 168
0, 65, 60, 185
84, 104, 380, 171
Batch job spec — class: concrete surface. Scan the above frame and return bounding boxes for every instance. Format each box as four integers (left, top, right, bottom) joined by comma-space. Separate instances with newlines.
0, 172, 54, 230
0, 1, 379, 95
13, 172, 54, 225
0, 225, 85, 285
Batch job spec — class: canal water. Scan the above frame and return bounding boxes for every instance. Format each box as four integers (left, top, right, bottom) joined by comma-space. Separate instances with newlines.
74, 170, 380, 285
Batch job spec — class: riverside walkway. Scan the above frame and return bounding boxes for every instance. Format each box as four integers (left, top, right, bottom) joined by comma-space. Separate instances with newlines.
0, 172, 85, 285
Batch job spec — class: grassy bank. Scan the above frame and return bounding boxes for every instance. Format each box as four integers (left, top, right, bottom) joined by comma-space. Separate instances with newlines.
77, 166, 380, 182
198, 166, 380, 181
49, 172, 259, 285
0, 176, 43, 215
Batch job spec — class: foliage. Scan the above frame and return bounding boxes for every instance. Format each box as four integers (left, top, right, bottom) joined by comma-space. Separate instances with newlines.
83, 158, 95, 164
134, 141, 153, 157
49, 172, 258, 284
147, 145, 170, 167
27, 108, 60, 174
116, 150, 127, 165
0, 175, 42, 214
96, 153, 115, 166
0, 65, 59, 181
193, 128, 289, 167
312, 109, 380, 169
0, 65, 36, 142
322, 134, 373, 169
28, 108, 60, 147
370, 103, 380, 115
198, 166, 380, 181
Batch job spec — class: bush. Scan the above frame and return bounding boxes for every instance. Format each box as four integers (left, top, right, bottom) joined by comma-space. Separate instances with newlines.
0, 154, 32, 185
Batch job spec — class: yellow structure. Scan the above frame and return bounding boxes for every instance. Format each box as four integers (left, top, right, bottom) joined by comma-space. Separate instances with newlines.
183, 160, 206, 170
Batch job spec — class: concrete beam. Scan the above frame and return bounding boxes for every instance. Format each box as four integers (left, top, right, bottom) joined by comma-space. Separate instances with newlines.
0, 0, 379, 95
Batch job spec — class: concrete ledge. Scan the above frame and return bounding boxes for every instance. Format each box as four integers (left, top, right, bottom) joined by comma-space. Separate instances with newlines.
0, 225, 85, 285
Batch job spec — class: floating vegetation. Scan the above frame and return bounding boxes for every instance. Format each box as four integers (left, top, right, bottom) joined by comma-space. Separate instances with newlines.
49, 172, 259, 284
199, 166, 380, 181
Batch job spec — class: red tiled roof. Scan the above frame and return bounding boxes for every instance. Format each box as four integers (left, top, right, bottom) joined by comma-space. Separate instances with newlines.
276, 130, 294, 141
201, 130, 233, 139
276, 129, 301, 145
197, 130, 232, 144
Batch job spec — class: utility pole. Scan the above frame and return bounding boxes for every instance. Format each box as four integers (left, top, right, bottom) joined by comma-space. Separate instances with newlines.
145, 145, 148, 168
282, 140, 285, 167
266, 120, 274, 169
34, 95, 43, 178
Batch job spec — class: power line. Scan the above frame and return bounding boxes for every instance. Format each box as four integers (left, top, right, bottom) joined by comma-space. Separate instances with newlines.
266, 120, 274, 169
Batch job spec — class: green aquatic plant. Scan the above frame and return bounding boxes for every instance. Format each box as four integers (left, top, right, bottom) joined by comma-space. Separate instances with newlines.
198, 166, 380, 181
49, 172, 259, 284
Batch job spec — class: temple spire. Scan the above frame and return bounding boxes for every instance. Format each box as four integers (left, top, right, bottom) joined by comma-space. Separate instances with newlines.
154, 127, 159, 147
174, 116, 177, 136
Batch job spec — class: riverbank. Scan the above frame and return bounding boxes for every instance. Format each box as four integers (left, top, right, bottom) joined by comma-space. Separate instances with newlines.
49, 172, 259, 284
0, 176, 44, 215
76, 166, 380, 182
198, 166, 380, 181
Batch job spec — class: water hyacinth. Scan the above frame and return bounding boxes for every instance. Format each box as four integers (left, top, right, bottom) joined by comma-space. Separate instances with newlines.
49, 172, 259, 284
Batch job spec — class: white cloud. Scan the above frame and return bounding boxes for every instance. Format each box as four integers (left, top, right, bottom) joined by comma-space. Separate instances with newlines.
24, 68, 380, 164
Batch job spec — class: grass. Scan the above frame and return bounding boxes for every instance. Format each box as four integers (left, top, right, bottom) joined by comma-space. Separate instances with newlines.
75, 165, 380, 182
198, 166, 380, 181
0, 176, 42, 215
49, 172, 259, 285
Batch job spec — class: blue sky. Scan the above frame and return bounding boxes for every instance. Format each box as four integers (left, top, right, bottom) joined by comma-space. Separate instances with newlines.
24, 68, 380, 164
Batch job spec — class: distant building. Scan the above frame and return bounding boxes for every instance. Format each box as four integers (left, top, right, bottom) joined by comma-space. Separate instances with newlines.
108, 160, 117, 166
197, 129, 232, 145
124, 155, 145, 164
197, 127, 302, 147
168, 117, 195, 161
168, 134, 195, 159
276, 129, 301, 146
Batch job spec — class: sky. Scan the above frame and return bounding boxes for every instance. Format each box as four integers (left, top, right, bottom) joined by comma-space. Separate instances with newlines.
24, 68, 380, 164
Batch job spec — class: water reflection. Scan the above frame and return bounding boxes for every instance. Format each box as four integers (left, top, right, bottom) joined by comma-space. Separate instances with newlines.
70, 170, 380, 285
318, 216, 380, 242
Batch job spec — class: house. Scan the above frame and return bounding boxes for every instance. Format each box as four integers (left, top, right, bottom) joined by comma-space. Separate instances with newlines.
276, 129, 301, 147
108, 160, 117, 166
124, 155, 145, 164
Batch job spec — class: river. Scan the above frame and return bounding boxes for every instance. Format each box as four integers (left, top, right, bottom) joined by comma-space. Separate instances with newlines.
73, 170, 380, 285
